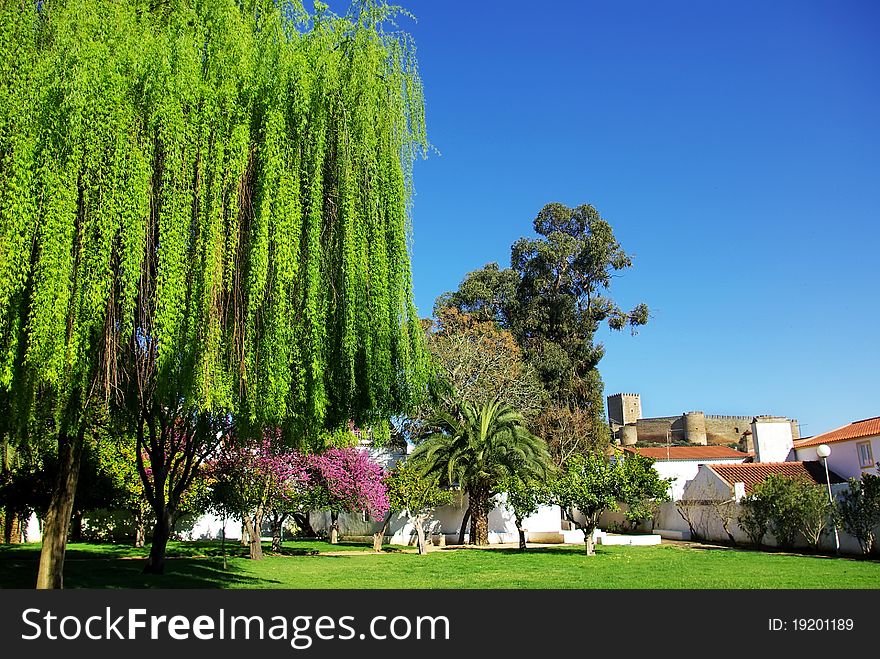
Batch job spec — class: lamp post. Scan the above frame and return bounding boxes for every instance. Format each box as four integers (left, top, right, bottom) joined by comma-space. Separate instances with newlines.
816, 444, 840, 554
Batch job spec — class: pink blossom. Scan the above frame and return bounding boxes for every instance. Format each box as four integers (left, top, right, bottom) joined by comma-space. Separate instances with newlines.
307, 447, 389, 520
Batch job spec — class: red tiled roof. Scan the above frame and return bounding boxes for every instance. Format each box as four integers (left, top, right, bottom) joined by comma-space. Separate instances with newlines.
708, 461, 845, 494
623, 445, 748, 461
795, 416, 880, 448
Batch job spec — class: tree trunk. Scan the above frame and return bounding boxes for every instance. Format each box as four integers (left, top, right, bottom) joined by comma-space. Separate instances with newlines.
270, 514, 286, 553
240, 522, 248, 545
458, 506, 471, 545
3, 509, 20, 544
329, 511, 339, 544
244, 513, 263, 560
517, 524, 527, 551
293, 511, 316, 537
70, 511, 83, 543
143, 510, 173, 574
133, 508, 145, 548
373, 510, 393, 552
36, 429, 85, 589
220, 519, 228, 570
469, 487, 490, 546
414, 516, 428, 555
583, 526, 595, 556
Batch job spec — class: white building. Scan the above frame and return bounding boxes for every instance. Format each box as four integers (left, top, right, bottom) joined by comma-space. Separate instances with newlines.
621, 445, 749, 500
793, 416, 879, 480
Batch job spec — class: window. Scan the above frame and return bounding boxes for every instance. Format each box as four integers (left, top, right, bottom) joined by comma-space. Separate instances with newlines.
362, 510, 369, 523
857, 441, 874, 469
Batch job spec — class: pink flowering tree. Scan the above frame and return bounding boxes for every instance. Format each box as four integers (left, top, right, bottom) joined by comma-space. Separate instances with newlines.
207, 430, 310, 560
307, 447, 389, 544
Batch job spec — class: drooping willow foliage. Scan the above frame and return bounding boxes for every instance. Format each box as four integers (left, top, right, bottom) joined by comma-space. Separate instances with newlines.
0, 0, 429, 440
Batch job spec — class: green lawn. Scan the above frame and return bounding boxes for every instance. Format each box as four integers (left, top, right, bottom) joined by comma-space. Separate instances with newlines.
0, 540, 877, 589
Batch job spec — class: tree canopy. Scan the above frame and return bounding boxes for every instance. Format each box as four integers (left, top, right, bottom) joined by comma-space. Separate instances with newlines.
438, 203, 648, 457
0, 0, 429, 439
0, 0, 430, 585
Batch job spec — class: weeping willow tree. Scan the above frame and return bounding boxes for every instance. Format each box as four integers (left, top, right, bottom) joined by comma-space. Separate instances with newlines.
0, 0, 430, 586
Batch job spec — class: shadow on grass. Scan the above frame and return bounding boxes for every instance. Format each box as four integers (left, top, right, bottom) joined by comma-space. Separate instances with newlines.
683, 542, 879, 562
0, 555, 279, 589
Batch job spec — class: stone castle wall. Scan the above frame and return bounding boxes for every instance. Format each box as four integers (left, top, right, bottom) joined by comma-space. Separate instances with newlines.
608, 392, 799, 447
634, 416, 685, 443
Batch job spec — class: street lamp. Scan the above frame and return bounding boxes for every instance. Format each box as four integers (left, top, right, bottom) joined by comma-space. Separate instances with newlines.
816, 444, 840, 554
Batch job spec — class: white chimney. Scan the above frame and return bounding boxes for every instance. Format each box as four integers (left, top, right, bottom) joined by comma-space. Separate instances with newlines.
751, 416, 794, 463
733, 482, 746, 501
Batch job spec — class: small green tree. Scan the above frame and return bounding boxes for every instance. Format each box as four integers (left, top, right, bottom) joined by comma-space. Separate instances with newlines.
550, 452, 670, 555
739, 475, 835, 551
618, 452, 671, 530
795, 481, 835, 552
759, 475, 804, 550
738, 490, 771, 547
837, 474, 880, 556
377, 462, 453, 555
502, 476, 550, 550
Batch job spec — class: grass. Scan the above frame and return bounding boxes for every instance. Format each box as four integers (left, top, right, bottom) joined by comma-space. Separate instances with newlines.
0, 540, 877, 589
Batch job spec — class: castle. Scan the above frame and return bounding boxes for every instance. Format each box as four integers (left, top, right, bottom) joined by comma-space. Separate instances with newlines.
607, 392, 800, 449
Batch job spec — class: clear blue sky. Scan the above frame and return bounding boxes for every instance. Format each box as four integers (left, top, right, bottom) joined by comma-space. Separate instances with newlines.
369, 1, 879, 437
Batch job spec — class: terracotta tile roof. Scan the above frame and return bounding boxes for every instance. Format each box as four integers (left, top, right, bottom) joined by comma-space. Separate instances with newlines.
708, 461, 845, 494
795, 416, 880, 448
623, 445, 748, 461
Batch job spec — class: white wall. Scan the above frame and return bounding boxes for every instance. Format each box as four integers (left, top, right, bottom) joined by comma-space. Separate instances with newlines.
795, 436, 880, 481
653, 457, 747, 500
312, 490, 567, 545
655, 465, 870, 554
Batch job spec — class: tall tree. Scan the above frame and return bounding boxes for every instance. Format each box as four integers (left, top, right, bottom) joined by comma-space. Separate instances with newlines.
410, 400, 551, 545
440, 203, 648, 460
0, 0, 429, 586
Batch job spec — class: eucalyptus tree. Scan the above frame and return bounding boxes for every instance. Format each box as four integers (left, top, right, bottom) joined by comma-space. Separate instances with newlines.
410, 400, 551, 545
440, 203, 649, 458
0, 0, 429, 586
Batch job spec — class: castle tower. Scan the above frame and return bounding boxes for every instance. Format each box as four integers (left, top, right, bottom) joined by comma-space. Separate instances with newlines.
683, 411, 707, 445
607, 393, 642, 427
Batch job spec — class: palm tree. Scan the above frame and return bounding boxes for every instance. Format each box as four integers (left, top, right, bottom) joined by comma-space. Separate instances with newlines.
409, 399, 551, 545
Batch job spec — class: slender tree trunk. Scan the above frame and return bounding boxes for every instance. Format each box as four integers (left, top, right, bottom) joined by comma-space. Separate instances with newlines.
244, 513, 263, 560
36, 429, 85, 589
373, 510, 393, 552
414, 515, 428, 555
240, 522, 248, 546
133, 508, 145, 548
517, 524, 527, 551
143, 510, 173, 574
329, 511, 339, 544
270, 513, 286, 553
70, 511, 83, 543
220, 517, 227, 570
458, 506, 471, 545
583, 525, 596, 556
